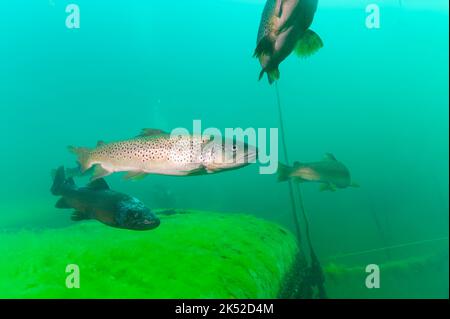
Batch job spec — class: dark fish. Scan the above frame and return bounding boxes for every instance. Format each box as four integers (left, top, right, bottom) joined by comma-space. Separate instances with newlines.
254, 0, 323, 84
277, 153, 359, 191
51, 166, 160, 230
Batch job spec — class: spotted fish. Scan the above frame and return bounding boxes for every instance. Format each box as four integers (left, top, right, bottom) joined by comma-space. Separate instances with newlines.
277, 153, 359, 191
69, 129, 258, 181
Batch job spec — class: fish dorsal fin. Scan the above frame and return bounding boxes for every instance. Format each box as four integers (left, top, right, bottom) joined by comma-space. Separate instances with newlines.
323, 153, 337, 161
293, 161, 303, 168
138, 128, 168, 137
87, 178, 110, 190
66, 177, 75, 187
97, 140, 106, 147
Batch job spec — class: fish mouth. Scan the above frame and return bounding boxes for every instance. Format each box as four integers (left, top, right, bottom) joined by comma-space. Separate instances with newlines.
228, 152, 258, 169
244, 151, 258, 163
137, 218, 160, 230
239, 149, 258, 164
206, 148, 258, 173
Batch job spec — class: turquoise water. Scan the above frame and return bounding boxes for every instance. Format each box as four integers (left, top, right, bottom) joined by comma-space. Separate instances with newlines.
0, 0, 448, 298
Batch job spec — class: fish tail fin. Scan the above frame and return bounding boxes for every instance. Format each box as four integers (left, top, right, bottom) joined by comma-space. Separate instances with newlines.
259, 67, 280, 85
267, 68, 280, 84
277, 162, 293, 182
294, 29, 324, 58
51, 166, 75, 195
68, 146, 92, 172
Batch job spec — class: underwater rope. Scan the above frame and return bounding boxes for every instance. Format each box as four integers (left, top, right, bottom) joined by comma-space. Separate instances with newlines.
368, 201, 392, 261
274, 82, 302, 244
293, 182, 327, 299
274, 82, 327, 299
327, 236, 449, 261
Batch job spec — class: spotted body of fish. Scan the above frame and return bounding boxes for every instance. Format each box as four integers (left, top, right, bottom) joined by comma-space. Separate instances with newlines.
69, 129, 258, 181
277, 153, 359, 191
254, 0, 323, 84
51, 166, 160, 230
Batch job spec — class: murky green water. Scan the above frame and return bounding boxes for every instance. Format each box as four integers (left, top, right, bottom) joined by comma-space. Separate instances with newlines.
0, 0, 448, 298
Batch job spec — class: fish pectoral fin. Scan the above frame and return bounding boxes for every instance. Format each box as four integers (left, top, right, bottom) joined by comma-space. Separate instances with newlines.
55, 198, 71, 209
124, 171, 148, 181
319, 183, 336, 192
91, 165, 111, 181
87, 178, 110, 190
191, 167, 208, 175
71, 211, 90, 221
137, 128, 168, 137
294, 29, 324, 58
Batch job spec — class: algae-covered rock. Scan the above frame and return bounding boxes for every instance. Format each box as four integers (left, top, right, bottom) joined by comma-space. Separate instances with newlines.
0, 210, 299, 298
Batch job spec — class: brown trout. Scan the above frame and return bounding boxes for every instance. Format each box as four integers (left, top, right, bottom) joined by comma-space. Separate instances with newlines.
69, 129, 258, 181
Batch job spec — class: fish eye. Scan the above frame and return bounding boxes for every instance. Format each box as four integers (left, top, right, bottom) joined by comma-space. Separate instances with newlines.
232, 145, 238, 152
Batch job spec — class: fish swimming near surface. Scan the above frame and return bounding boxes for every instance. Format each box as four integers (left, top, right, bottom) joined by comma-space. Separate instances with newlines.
254, 0, 323, 84
277, 153, 359, 191
69, 128, 258, 181
51, 166, 160, 230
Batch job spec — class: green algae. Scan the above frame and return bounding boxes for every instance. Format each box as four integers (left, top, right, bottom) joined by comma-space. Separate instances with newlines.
0, 210, 299, 299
